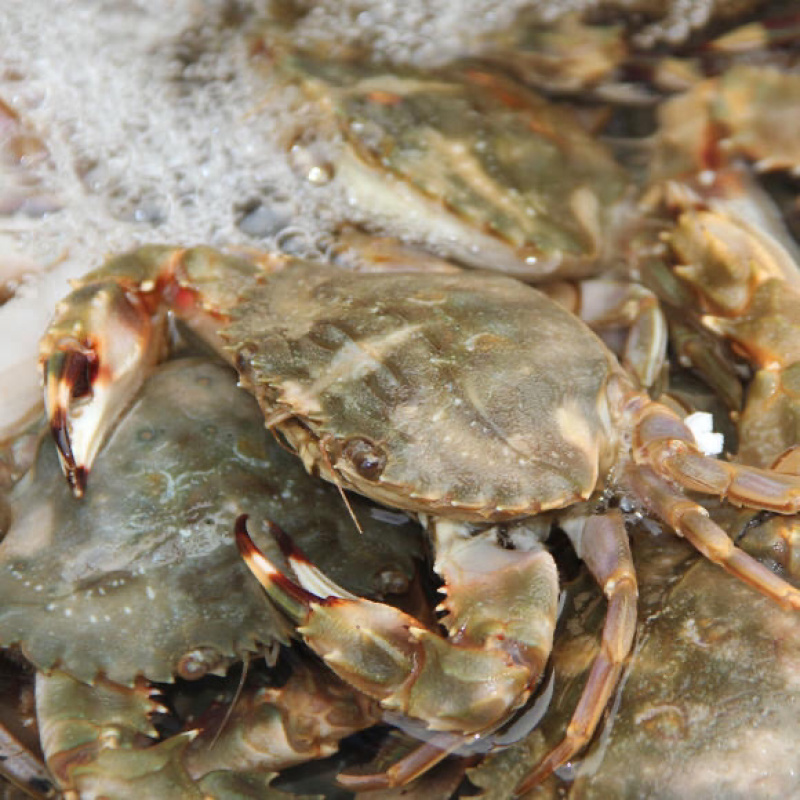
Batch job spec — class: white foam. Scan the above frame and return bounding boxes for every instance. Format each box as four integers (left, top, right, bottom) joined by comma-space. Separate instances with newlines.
0, 0, 743, 435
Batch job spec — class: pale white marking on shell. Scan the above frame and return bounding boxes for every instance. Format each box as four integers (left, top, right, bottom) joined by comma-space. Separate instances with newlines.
280, 325, 423, 414
555, 399, 600, 488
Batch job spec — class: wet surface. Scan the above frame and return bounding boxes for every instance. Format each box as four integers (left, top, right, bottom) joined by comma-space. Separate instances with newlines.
0, 358, 422, 686
2, 2, 800, 797
467, 524, 800, 799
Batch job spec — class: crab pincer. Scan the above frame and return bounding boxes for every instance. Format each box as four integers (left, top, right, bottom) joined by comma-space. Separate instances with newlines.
236, 514, 558, 787
38, 246, 272, 497
38, 247, 800, 793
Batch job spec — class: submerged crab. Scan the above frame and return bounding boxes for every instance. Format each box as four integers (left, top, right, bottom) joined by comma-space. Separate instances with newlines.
0, 355, 422, 796
37, 243, 800, 795
257, 39, 631, 282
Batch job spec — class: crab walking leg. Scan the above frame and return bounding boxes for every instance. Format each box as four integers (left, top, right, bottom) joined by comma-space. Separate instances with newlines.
646, 461, 800, 602
236, 516, 558, 737
38, 246, 274, 496
540, 279, 668, 390
627, 402, 800, 608
337, 734, 466, 791
632, 403, 800, 512
637, 254, 744, 412
515, 509, 638, 795
627, 465, 800, 611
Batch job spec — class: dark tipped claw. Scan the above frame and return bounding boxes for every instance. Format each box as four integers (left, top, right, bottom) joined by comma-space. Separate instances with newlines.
43, 347, 98, 498
235, 515, 319, 623
68, 466, 88, 499
266, 519, 315, 565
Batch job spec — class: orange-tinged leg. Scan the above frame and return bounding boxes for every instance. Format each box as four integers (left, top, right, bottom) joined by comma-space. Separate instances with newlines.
634, 402, 800, 513
336, 733, 463, 792
515, 509, 638, 795
627, 465, 800, 611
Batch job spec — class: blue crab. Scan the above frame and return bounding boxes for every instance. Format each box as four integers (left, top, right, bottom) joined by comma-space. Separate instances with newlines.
0, 354, 422, 797
35, 241, 800, 795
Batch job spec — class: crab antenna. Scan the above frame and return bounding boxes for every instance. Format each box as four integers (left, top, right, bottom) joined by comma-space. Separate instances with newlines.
320, 445, 364, 535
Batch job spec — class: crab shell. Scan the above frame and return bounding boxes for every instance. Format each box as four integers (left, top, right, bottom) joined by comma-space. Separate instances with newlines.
267, 47, 630, 281
226, 261, 623, 522
0, 356, 422, 686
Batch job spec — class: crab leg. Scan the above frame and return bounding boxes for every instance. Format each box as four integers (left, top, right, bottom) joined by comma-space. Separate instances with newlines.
183, 657, 381, 778
631, 403, 800, 610
541, 279, 667, 390
38, 246, 272, 496
632, 402, 800, 513
626, 464, 800, 612
637, 253, 744, 412
236, 515, 558, 750
515, 509, 638, 794
337, 732, 465, 791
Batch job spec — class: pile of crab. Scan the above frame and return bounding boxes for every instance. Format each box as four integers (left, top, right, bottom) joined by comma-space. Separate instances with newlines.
3, 4, 800, 798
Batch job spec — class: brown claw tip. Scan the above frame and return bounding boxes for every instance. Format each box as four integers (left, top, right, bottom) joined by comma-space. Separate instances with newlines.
234, 514, 254, 555
45, 347, 99, 498
49, 407, 72, 458
235, 515, 319, 612
68, 466, 87, 499
267, 519, 313, 565
49, 410, 88, 498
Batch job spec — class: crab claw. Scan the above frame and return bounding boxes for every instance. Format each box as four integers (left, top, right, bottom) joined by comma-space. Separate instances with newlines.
40, 281, 166, 497
235, 516, 323, 622
235, 516, 539, 736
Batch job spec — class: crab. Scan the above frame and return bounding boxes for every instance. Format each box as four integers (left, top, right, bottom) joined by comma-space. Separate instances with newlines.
251, 12, 800, 288
34, 240, 800, 796
255, 38, 633, 282
0, 354, 423, 797
641, 189, 800, 590
465, 510, 800, 799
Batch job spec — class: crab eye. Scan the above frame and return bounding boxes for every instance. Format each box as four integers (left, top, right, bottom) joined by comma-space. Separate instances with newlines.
342, 437, 387, 481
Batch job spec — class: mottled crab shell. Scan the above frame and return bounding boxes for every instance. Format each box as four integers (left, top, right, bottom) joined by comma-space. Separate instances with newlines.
0, 358, 421, 685
281, 51, 629, 280
225, 262, 622, 521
